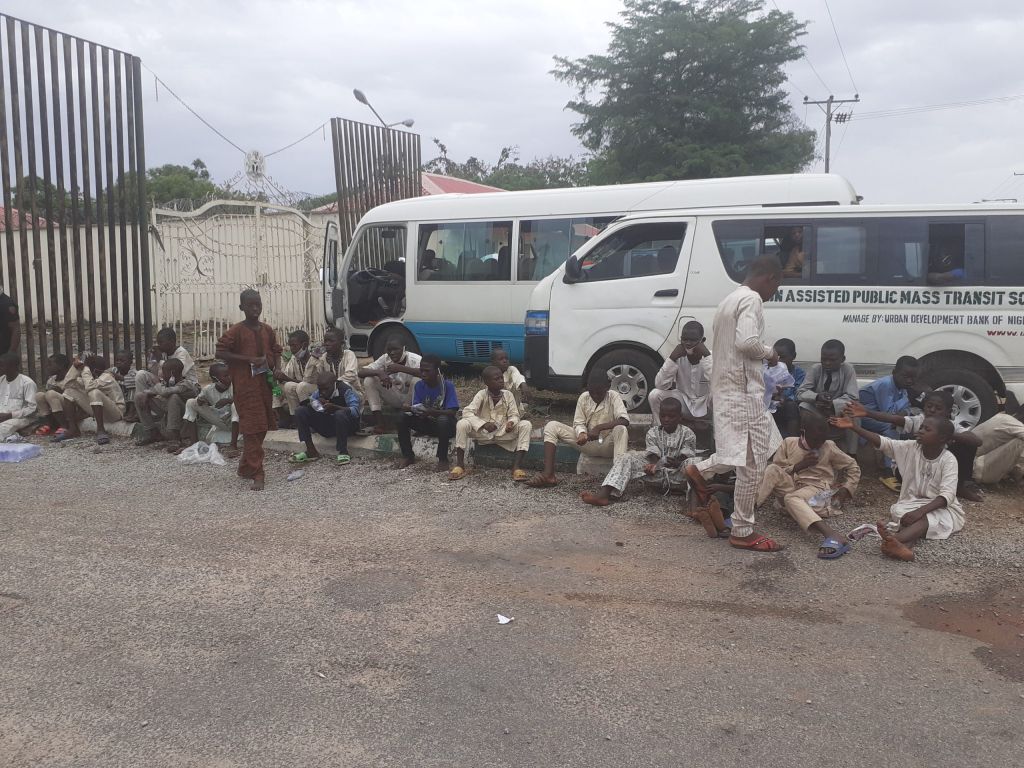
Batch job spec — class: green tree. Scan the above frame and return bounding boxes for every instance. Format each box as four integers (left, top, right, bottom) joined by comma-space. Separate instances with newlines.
423, 139, 590, 191
553, 0, 816, 183
144, 158, 220, 205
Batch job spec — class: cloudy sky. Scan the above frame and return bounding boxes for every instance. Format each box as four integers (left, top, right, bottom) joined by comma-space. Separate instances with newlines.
5, 0, 1023, 203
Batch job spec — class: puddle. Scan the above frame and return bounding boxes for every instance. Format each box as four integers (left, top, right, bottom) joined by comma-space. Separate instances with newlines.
904, 586, 1024, 681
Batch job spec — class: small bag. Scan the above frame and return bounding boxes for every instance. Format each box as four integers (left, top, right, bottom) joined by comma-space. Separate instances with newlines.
176, 441, 226, 466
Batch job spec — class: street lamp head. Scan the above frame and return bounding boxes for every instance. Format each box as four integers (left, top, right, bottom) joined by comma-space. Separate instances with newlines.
353, 88, 368, 105
399, 118, 414, 128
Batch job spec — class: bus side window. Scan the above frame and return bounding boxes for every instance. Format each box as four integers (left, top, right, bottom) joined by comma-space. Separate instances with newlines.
812, 224, 868, 282
712, 220, 763, 282
987, 215, 1024, 285
927, 221, 984, 286
877, 218, 928, 284
418, 221, 512, 281
579, 222, 686, 282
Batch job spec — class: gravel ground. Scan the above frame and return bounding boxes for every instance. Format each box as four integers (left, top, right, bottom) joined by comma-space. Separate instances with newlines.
1, 436, 1023, 767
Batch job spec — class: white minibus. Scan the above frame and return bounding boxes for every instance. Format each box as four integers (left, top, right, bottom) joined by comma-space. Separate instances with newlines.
323, 174, 859, 361
524, 204, 1024, 426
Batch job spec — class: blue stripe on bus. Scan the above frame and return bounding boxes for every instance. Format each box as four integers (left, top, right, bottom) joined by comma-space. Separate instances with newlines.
403, 321, 525, 363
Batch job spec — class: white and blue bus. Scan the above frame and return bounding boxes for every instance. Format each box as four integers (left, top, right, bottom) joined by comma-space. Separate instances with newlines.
322, 174, 859, 361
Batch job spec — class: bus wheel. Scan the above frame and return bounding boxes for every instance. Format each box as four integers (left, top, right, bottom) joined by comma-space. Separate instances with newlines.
923, 368, 997, 431
592, 349, 658, 413
369, 325, 419, 360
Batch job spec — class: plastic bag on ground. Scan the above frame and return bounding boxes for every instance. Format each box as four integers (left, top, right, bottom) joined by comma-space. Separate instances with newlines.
0, 443, 41, 462
176, 441, 226, 466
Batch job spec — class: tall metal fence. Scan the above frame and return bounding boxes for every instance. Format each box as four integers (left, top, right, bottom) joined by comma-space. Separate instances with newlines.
0, 13, 149, 382
330, 118, 421, 251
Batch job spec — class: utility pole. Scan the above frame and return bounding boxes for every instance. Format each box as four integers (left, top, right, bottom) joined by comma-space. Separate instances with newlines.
804, 94, 859, 172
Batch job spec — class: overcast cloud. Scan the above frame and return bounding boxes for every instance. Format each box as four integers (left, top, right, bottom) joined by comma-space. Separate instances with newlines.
5, 0, 1023, 203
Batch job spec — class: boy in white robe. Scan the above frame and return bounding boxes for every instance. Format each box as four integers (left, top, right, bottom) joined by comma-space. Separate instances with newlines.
647, 320, 712, 430
0, 352, 37, 440
179, 362, 239, 454
451, 365, 532, 481
581, 398, 696, 506
358, 336, 422, 430
491, 348, 529, 410
274, 329, 311, 426
833, 414, 963, 562
526, 368, 629, 488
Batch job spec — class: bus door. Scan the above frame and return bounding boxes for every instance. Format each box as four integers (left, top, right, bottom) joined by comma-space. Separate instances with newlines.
323, 221, 344, 327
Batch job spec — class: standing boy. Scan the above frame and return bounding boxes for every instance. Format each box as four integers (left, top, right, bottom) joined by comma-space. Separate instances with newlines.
359, 338, 422, 430
290, 371, 362, 465
580, 398, 696, 507
648, 320, 712, 430
796, 339, 859, 454
135, 328, 199, 446
33, 353, 72, 434
832, 414, 962, 562
179, 362, 239, 453
216, 289, 282, 491
771, 338, 805, 438
395, 354, 459, 471
757, 413, 860, 559
526, 368, 630, 488
491, 347, 530, 410
451, 365, 533, 482
0, 352, 37, 440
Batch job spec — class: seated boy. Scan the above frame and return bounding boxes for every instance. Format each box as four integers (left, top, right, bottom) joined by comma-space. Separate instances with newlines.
796, 338, 859, 453
757, 412, 860, 559
59, 354, 127, 445
274, 329, 311, 427
290, 370, 362, 465
491, 347, 530, 410
846, 389, 984, 500
135, 328, 200, 445
110, 349, 138, 421
770, 338, 805, 438
299, 329, 359, 402
359, 337, 422, 430
0, 352, 38, 440
451, 365, 532, 482
648, 320, 712, 430
179, 362, 239, 454
135, 358, 197, 448
857, 356, 920, 489
395, 354, 459, 470
580, 398, 696, 506
34, 353, 71, 434
526, 368, 630, 488
970, 406, 1024, 487
832, 414, 962, 562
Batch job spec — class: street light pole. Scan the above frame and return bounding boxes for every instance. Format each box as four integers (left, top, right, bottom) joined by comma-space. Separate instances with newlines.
353, 89, 414, 130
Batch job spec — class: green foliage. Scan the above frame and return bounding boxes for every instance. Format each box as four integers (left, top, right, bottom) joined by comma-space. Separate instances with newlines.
552, 0, 816, 183
144, 159, 220, 205
423, 139, 590, 191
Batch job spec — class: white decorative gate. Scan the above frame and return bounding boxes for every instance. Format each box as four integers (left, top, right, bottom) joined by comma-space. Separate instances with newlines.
151, 200, 324, 359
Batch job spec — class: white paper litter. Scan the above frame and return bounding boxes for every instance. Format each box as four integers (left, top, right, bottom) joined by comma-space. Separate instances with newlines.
496, 614, 513, 624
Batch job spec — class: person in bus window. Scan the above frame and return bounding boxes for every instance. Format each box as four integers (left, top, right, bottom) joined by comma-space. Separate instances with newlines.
418, 249, 439, 281
779, 227, 806, 278
927, 242, 966, 285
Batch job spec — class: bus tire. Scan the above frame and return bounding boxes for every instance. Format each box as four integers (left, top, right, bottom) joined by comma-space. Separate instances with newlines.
369, 325, 419, 360
922, 368, 997, 430
591, 349, 659, 413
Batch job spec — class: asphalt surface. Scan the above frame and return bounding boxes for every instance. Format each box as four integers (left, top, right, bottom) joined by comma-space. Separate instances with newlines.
1, 438, 1022, 767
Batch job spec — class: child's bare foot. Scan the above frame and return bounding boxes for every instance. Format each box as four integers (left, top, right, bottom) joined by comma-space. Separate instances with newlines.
436, 461, 451, 473
251, 477, 265, 491
393, 457, 415, 469
880, 537, 915, 561
580, 491, 611, 507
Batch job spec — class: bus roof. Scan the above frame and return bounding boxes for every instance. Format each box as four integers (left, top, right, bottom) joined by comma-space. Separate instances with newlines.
609, 201, 1024, 221
358, 173, 860, 224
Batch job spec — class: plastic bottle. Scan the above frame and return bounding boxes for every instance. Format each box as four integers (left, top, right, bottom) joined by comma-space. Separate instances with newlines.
266, 370, 283, 399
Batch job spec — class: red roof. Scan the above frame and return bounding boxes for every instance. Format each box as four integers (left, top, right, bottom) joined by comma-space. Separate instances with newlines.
0, 207, 53, 231
311, 172, 502, 213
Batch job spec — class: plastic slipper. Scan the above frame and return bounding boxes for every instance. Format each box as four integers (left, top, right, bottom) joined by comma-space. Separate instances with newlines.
335, 454, 351, 465
848, 523, 881, 541
525, 474, 558, 488
34, 425, 52, 436
512, 469, 530, 482
879, 475, 901, 493
288, 451, 321, 464
95, 433, 111, 446
448, 466, 467, 481
729, 535, 785, 553
50, 428, 72, 443
817, 536, 851, 559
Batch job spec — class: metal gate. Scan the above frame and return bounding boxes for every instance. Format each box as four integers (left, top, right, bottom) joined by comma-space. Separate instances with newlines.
0, 13, 150, 381
330, 117, 421, 250
151, 200, 323, 359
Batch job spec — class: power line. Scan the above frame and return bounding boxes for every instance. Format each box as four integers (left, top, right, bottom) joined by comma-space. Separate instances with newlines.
803, 95, 859, 172
851, 93, 1024, 121
822, 0, 859, 93
771, 0, 831, 92
142, 64, 246, 155
265, 122, 328, 158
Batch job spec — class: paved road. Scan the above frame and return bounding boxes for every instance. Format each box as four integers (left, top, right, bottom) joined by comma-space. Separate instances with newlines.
1, 440, 1022, 767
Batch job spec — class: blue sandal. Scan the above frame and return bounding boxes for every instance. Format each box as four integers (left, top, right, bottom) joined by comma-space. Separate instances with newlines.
818, 537, 852, 560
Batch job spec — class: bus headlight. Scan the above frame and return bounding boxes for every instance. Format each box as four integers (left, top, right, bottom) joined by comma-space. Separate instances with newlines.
525, 310, 549, 337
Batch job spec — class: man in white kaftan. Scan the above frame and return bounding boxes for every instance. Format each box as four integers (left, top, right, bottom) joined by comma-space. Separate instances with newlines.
686, 257, 783, 548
